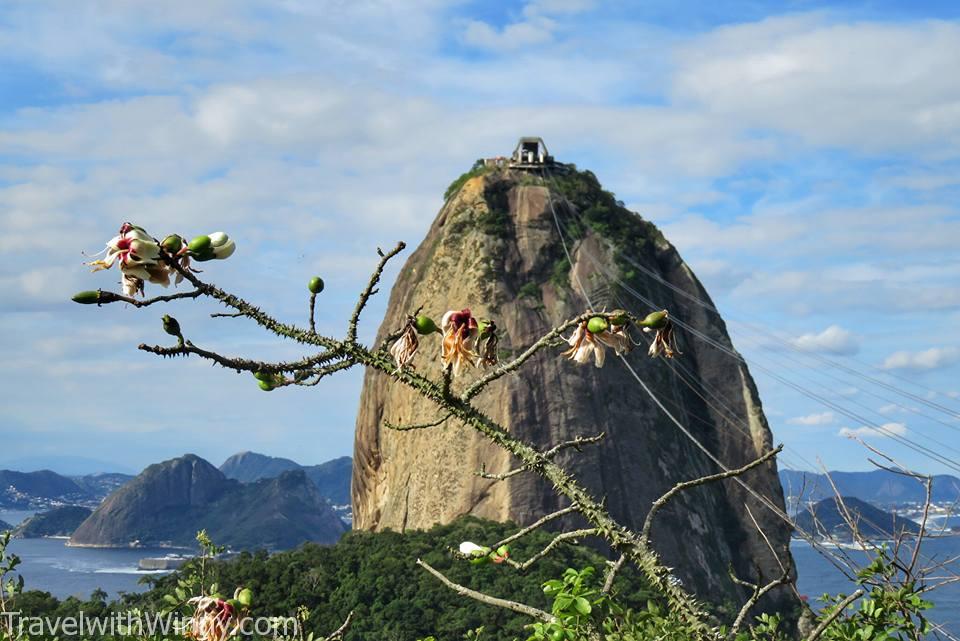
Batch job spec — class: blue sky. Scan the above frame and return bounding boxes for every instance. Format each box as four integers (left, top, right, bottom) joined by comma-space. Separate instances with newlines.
0, 0, 958, 476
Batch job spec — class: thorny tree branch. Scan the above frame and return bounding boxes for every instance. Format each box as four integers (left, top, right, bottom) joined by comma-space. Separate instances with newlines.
384, 413, 452, 432
347, 243, 406, 344
642, 445, 783, 541
478, 433, 605, 481
91, 288, 203, 307
138, 341, 348, 376
416, 559, 554, 623
461, 312, 596, 401
492, 506, 580, 550
505, 529, 599, 573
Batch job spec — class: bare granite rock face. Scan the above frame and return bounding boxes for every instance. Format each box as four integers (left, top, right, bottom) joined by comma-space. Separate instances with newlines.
352, 166, 796, 610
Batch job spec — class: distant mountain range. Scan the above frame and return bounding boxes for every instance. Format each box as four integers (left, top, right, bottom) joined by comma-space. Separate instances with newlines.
795, 496, 922, 541
220, 452, 352, 505
780, 469, 960, 506
0, 519, 11, 532
70, 454, 347, 550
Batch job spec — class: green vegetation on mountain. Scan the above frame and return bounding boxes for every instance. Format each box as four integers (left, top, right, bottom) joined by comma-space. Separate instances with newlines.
14, 506, 92, 538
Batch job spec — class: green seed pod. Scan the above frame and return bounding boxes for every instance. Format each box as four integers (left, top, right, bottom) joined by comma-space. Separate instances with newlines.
187, 235, 212, 254
638, 310, 669, 330
258, 380, 275, 392
586, 316, 608, 334
308, 276, 325, 294
253, 370, 273, 383
414, 315, 439, 335
71, 290, 101, 305
161, 235, 183, 253
495, 545, 510, 558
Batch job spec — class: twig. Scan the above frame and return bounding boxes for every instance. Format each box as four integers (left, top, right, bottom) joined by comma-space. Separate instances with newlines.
385, 413, 452, 431
492, 506, 580, 550
642, 446, 783, 541
542, 433, 606, 458
510, 528, 598, 572
805, 589, 864, 641
210, 311, 245, 318
478, 434, 605, 481
347, 242, 406, 343
461, 312, 595, 401
727, 566, 791, 638
91, 288, 203, 307
309, 292, 317, 334
323, 610, 353, 641
417, 559, 554, 622
138, 341, 348, 375
602, 555, 627, 595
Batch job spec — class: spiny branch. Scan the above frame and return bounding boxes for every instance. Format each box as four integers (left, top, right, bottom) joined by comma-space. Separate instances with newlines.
384, 413, 452, 431
323, 610, 353, 641
138, 341, 348, 375
417, 559, 554, 623
507, 529, 598, 572
461, 312, 594, 401
91, 288, 203, 307
348, 242, 406, 343
492, 506, 580, 550
478, 434, 605, 481
602, 555, 627, 595
162, 251, 338, 349
642, 445, 783, 541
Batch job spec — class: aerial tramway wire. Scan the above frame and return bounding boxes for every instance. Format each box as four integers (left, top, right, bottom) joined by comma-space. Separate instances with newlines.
537, 166, 960, 610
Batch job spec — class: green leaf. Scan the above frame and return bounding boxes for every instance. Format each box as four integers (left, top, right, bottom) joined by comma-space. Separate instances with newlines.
573, 597, 591, 616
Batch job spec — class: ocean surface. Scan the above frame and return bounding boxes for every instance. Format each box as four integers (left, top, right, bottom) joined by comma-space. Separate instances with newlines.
3, 510, 960, 632
792, 537, 960, 634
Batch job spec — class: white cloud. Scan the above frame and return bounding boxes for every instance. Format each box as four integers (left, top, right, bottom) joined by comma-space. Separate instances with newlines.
838, 422, 908, 439
672, 16, 960, 153
882, 346, 960, 371
790, 325, 859, 355
787, 411, 835, 426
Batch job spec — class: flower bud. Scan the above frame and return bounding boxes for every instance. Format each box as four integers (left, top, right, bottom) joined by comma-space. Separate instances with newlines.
414, 315, 438, 335
236, 588, 253, 607
188, 235, 212, 254
161, 235, 183, 253
587, 316, 608, 334
257, 380, 275, 392
253, 370, 273, 383
209, 233, 235, 259
71, 290, 101, 305
308, 277, 325, 294
162, 314, 182, 338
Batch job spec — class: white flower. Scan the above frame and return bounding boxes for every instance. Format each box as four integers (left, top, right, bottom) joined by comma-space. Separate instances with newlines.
459, 541, 488, 557
209, 232, 236, 259
88, 223, 161, 280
